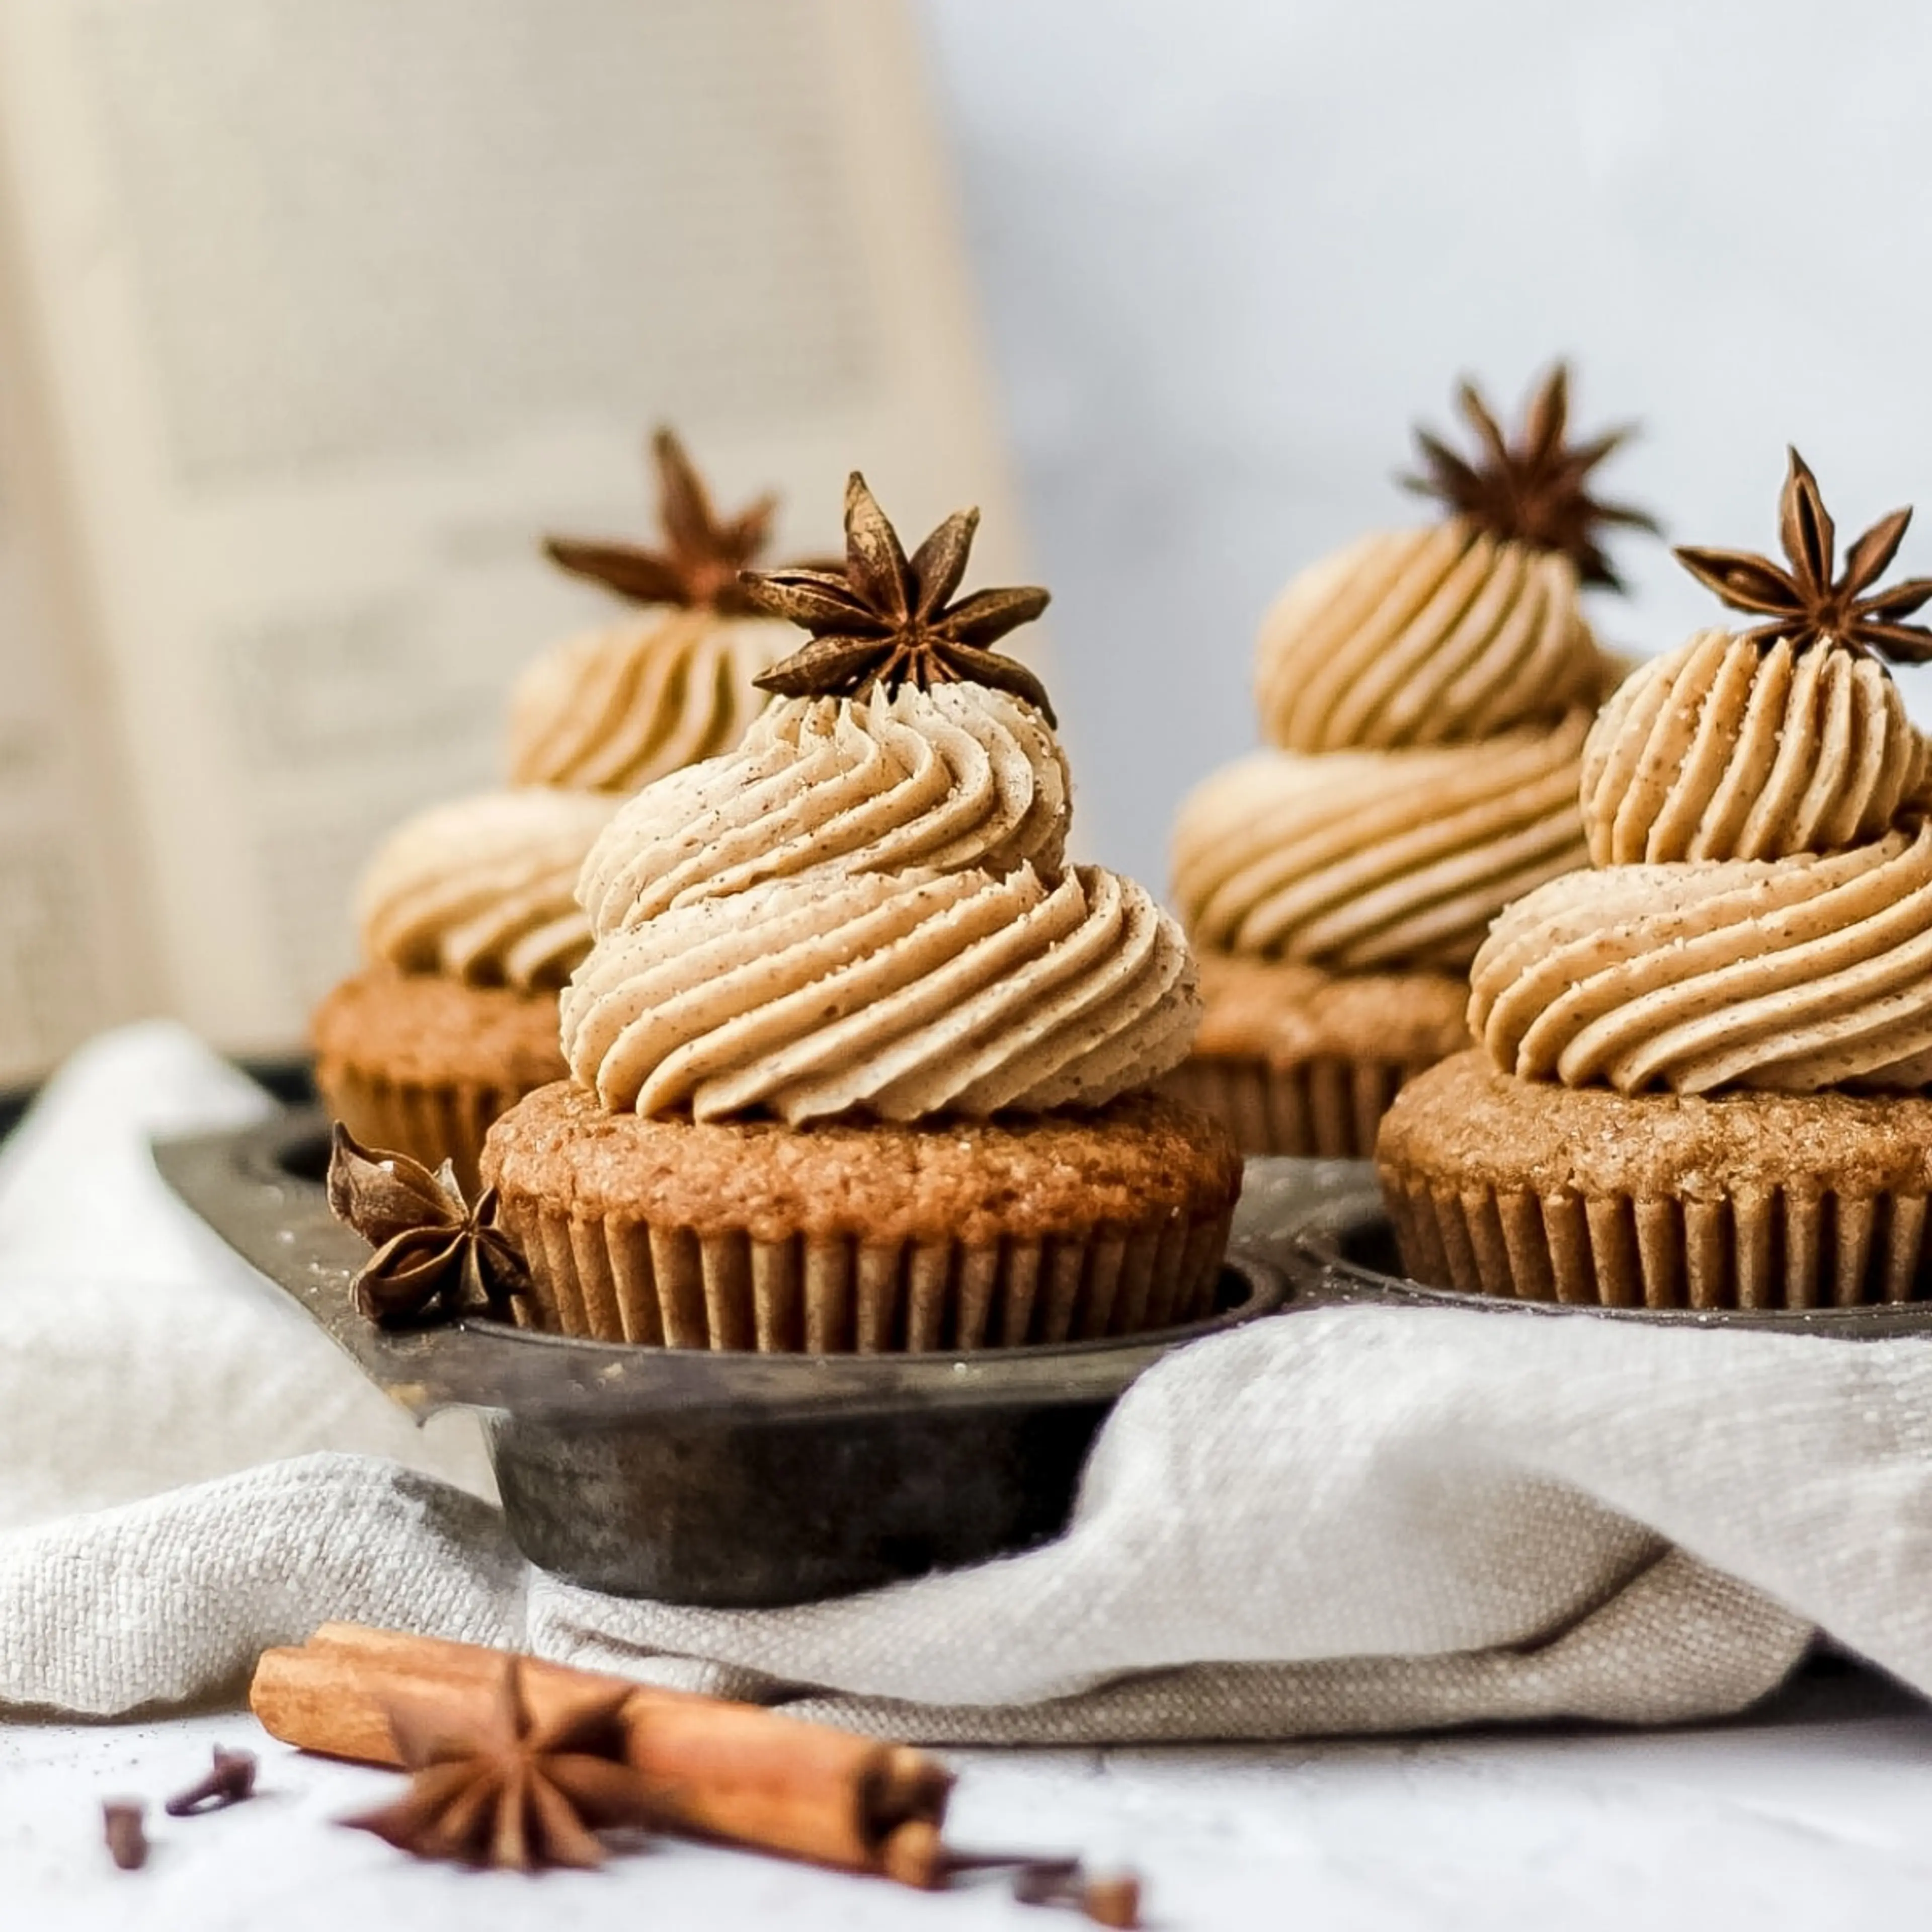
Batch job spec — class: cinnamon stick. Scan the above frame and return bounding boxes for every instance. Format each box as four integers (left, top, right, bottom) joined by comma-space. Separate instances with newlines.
250, 1622, 951, 1881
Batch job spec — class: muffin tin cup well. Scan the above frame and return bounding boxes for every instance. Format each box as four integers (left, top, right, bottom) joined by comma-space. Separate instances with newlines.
154, 1107, 1289, 1606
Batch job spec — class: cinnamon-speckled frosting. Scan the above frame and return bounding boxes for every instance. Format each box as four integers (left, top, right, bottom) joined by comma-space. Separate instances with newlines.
1173, 710, 1592, 970
1581, 628, 1931, 865
1475, 621, 1932, 1099
1472, 822, 1932, 1093
507, 609, 789, 792
357, 788, 618, 991
1255, 520, 1605, 753
578, 682, 1069, 932
562, 685, 1197, 1123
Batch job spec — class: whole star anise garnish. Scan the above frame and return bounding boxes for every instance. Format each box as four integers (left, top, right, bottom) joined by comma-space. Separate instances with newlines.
1402, 362, 1659, 590
544, 426, 782, 615
1674, 448, 1932, 660
343, 1658, 658, 1871
325, 1124, 530, 1327
741, 473, 1057, 723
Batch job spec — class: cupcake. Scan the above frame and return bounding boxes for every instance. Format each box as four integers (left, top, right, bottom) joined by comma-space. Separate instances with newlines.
1168, 364, 1656, 1156
1379, 451, 1932, 1309
480, 475, 1243, 1351
314, 429, 816, 1188
312, 787, 617, 1194
508, 428, 813, 792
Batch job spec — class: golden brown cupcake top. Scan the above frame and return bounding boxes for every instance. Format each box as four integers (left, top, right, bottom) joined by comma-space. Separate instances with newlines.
1475, 452, 1932, 1096
561, 477, 1201, 1125
484, 1081, 1239, 1247
1254, 366, 1652, 753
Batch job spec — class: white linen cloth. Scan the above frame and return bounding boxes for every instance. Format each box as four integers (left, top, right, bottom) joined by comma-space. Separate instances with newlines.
9, 1024, 1932, 1742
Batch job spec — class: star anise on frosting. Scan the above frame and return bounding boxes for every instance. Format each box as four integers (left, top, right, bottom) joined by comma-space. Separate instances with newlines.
343, 1658, 658, 1871
741, 472, 1057, 723
1674, 448, 1932, 660
1401, 362, 1659, 591
544, 426, 782, 615
325, 1124, 530, 1328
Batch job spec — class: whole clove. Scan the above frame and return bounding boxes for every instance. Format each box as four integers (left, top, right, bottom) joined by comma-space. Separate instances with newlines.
102, 1800, 147, 1871
164, 1746, 258, 1816
944, 1849, 1144, 1927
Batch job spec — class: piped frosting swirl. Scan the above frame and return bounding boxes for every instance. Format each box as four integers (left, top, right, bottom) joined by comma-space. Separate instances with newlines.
1581, 628, 1930, 864
358, 788, 618, 991
1472, 820, 1932, 1094
1254, 521, 1605, 753
1173, 711, 1593, 970
507, 610, 789, 793
564, 685, 1195, 1123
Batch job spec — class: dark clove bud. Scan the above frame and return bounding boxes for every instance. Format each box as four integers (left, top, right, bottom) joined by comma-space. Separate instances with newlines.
102, 1800, 147, 1871
946, 1849, 1144, 1927
163, 1745, 258, 1816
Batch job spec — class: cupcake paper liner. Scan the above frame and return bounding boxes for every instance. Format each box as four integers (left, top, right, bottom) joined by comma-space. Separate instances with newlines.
315, 1064, 536, 1201
1163, 1054, 1431, 1160
493, 1199, 1236, 1352
1382, 1167, 1932, 1311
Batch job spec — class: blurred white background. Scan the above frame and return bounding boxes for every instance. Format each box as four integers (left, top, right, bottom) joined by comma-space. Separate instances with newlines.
918, 0, 1932, 888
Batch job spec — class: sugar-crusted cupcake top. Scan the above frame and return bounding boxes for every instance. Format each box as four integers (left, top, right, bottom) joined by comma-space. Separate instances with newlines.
507, 428, 807, 793
357, 787, 618, 991
1474, 452, 1932, 1095
561, 476, 1199, 1124
1254, 367, 1650, 753
1172, 709, 1592, 972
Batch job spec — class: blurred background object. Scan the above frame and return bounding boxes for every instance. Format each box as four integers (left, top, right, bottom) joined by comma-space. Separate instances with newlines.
0, 0, 1019, 1077
917, 0, 1932, 886
4, 0, 1932, 1075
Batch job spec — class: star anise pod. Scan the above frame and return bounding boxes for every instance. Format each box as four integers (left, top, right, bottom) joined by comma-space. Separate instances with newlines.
1674, 448, 1932, 660
325, 1124, 530, 1327
544, 426, 785, 616
1401, 362, 1659, 590
742, 472, 1057, 723
343, 1658, 658, 1871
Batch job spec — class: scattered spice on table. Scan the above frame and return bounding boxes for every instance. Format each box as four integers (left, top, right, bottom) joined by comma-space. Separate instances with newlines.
101, 1800, 146, 1871
164, 1745, 258, 1816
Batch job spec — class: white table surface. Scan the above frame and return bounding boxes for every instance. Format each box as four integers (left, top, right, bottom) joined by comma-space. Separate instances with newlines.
9, 1659, 1932, 1930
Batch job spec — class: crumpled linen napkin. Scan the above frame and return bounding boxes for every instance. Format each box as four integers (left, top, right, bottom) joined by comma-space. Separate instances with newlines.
10, 1023, 1932, 1743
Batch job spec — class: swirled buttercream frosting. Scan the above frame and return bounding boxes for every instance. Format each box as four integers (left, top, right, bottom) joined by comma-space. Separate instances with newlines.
1173, 710, 1593, 970
1471, 818, 1932, 1094
577, 683, 1069, 932
1581, 630, 1931, 865
507, 610, 788, 793
563, 685, 1198, 1123
357, 788, 617, 991
1254, 521, 1604, 753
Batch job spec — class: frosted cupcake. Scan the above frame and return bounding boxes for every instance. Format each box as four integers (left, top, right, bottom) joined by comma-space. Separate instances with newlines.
312, 788, 618, 1194
509, 428, 811, 792
1380, 452, 1932, 1308
480, 476, 1242, 1351
1169, 366, 1655, 1156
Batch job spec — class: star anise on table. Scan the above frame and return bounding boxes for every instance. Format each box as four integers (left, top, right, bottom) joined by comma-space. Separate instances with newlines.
325, 1124, 530, 1328
741, 472, 1057, 723
1674, 447, 1932, 660
544, 426, 788, 616
343, 1658, 659, 1871
1402, 361, 1659, 590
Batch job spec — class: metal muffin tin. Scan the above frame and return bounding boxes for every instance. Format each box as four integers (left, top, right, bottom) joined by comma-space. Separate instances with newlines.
154, 1108, 1299, 1607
